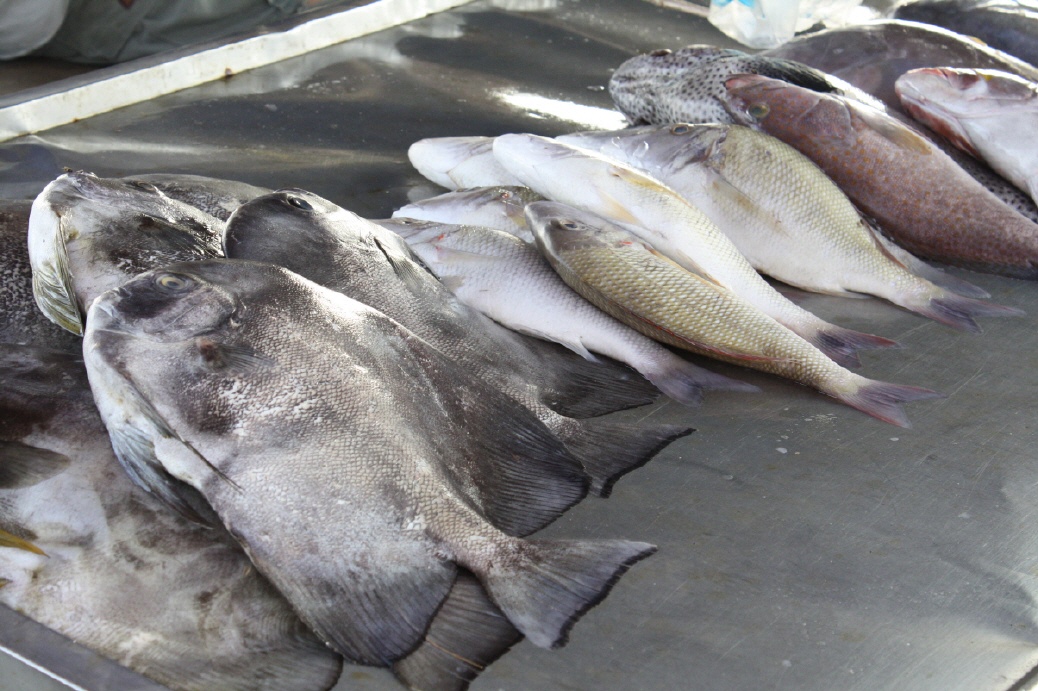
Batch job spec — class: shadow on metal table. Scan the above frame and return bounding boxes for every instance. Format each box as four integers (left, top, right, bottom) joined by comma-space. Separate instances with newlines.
1, 1, 1036, 689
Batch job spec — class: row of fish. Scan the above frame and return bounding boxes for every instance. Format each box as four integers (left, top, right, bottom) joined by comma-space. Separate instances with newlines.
2, 172, 701, 690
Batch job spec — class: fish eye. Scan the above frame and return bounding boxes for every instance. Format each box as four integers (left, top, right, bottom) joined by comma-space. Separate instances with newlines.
650, 49, 672, 57
670, 124, 692, 135
748, 103, 770, 120
560, 221, 579, 230
156, 273, 193, 291
500, 190, 513, 200
286, 196, 313, 211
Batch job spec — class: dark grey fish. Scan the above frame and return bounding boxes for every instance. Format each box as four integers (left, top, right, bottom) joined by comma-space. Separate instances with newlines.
224, 190, 690, 495
893, 0, 1038, 68
763, 19, 1038, 111
83, 259, 655, 667
0, 344, 343, 691
121, 173, 273, 221
27, 171, 224, 335
0, 200, 80, 351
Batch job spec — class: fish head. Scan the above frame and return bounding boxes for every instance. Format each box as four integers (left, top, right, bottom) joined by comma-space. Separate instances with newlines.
407, 136, 495, 188
895, 67, 1038, 156
723, 74, 860, 145
525, 201, 629, 258
27, 172, 223, 336
224, 188, 377, 275
493, 134, 610, 198
609, 46, 744, 124
563, 124, 729, 172
393, 185, 538, 231
88, 261, 249, 347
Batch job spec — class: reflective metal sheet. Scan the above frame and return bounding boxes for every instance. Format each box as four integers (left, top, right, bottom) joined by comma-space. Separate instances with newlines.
1, 1, 1037, 689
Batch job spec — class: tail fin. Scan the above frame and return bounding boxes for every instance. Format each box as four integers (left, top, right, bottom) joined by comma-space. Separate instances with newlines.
643, 353, 759, 406
906, 294, 1024, 333
481, 539, 655, 650
529, 340, 660, 418
811, 325, 900, 369
555, 417, 692, 497
837, 378, 944, 428
393, 572, 521, 691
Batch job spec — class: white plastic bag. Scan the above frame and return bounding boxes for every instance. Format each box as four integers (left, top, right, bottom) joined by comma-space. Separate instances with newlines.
708, 0, 865, 49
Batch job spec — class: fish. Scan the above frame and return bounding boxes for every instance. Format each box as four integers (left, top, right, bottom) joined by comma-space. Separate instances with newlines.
491, 133, 899, 368
393, 185, 544, 242
724, 74, 1038, 278
609, 41, 1038, 225
83, 258, 656, 666
526, 201, 942, 427
558, 123, 1018, 330
608, 45, 886, 127
892, 0, 1038, 68
762, 20, 1038, 112
224, 189, 688, 494
379, 216, 758, 404
0, 200, 81, 351
27, 171, 224, 335
408, 136, 521, 189
896, 67, 1038, 204
0, 343, 344, 691
120, 173, 273, 221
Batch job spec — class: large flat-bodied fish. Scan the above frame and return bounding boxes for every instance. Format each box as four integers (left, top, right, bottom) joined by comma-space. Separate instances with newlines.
83, 259, 655, 667
558, 123, 1017, 330
724, 74, 1038, 278
0, 344, 343, 691
0, 200, 81, 350
492, 133, 898, 368
27, 171, 223, 335
896, 67, 1038, 204
224, 190, 686, 495
893, 0, 1038, 68
120, 173, 273, 221
526, 202, 941, 428
379, 216, 757, 405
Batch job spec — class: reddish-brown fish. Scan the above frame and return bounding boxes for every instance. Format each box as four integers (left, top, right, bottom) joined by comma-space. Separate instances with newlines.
724, 74, 1038, 279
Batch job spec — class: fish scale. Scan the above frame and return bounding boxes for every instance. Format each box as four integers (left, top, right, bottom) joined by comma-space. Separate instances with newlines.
528, 202, 942, 428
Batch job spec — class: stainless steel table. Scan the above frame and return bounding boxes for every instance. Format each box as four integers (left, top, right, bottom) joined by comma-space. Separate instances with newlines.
2, 1, 1036, 689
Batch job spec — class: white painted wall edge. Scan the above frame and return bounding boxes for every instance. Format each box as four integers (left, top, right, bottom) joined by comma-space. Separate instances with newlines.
0, 0, 473, 143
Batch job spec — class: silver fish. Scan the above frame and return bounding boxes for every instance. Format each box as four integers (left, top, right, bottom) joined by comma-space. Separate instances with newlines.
526, 201, 942, 428
408, 136, 521, 189
83, 259, 655, 665
0, 200, 81, 350
393, 186, 544, 242
0, 344, 343, 691
27, 171, 223, 335
380, 217, 758, 405
558, 123, 1018, 331
492, 133, 899, 368
224, 189, 688, 495
896, 67, 1038, 204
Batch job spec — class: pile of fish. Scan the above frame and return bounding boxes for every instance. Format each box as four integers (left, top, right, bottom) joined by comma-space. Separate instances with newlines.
4, 1, 1038, 689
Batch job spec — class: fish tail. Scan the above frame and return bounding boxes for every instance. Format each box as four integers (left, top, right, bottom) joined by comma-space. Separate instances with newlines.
642, 355, 759, 406
533, 344, 660, 418
837, 378, 944, 428
392, 572, 521, 691
557, 418, 692, 497
906, 293, 1025, 333
810, 325, 900, 369
480, 539, 655, 650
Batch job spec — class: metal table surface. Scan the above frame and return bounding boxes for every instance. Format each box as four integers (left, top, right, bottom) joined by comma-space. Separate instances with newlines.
2, 1, 1037, 689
